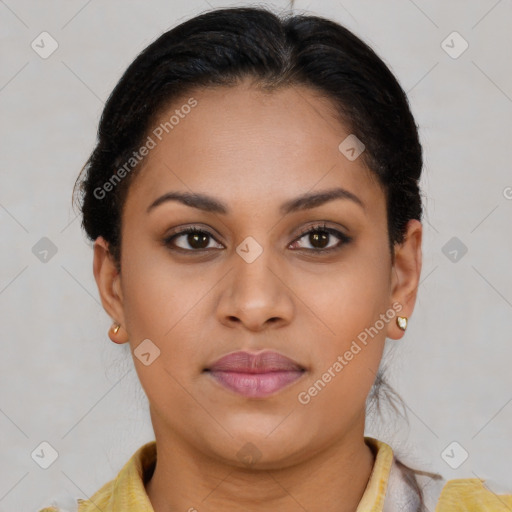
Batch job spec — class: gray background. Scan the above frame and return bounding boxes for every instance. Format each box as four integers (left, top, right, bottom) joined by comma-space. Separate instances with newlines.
1, 0, 511, 510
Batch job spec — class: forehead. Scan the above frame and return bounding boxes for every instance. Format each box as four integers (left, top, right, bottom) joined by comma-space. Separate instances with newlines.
124, 80, 383, 216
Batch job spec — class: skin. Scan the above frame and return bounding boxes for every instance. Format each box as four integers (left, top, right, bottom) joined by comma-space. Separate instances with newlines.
93, 77, 422, 512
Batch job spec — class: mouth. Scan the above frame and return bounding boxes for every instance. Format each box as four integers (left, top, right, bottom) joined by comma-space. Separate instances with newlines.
203, 350, 306, 398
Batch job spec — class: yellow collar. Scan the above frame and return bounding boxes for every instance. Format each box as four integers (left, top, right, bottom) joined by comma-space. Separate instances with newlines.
78, 440, 156, 511
356, 437, 394, 511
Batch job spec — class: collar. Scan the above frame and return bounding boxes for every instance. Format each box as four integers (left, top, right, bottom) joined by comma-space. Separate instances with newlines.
76, 436, 416, 512
356, 437, 394, 511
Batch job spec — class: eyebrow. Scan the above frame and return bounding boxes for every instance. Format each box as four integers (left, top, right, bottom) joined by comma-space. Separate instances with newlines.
146, 187, 365, 215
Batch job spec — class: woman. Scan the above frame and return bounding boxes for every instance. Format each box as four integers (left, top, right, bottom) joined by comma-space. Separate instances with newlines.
40, 6, 512, 512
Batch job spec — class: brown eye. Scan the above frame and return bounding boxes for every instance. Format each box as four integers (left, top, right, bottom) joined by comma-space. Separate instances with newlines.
163, 227, 223, 251
290, 224, 352, 253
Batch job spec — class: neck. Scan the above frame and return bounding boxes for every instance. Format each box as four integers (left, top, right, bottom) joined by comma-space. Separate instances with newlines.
146, 423, 376, 512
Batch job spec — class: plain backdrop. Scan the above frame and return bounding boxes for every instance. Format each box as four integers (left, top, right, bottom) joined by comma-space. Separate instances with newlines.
1, 0, 511, 510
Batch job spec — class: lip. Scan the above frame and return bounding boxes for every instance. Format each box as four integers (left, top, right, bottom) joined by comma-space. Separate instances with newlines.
206, 350, 305, 373
204, 350, 306, 398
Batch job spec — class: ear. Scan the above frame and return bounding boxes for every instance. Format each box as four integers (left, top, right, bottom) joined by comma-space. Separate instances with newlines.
388, 219, 422, 340
93, 236, 129, 343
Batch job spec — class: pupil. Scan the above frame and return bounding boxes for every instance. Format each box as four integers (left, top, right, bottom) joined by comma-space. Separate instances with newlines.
189, 233, 209, 249
311, 231, 328, 248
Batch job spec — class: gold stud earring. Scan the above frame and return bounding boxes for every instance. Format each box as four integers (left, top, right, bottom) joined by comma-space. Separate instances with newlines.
109, 322, 128, 345
396, 316, 408, 331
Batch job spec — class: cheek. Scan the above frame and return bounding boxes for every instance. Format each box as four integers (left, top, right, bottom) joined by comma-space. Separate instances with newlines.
121, 237, 187, 324
119, 256, 205, 410
296, 272, 388, 423
299, 242, 391, 375
120, 245, 213, 372
307, 247, 390, 325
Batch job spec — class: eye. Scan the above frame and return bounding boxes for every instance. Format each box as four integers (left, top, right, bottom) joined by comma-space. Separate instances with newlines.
163, 226, 224, 252
289, 223, 352, 253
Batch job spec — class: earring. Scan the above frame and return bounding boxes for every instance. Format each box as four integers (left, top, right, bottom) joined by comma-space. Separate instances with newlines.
396, 316, 408, 331
109, 322, 128, 344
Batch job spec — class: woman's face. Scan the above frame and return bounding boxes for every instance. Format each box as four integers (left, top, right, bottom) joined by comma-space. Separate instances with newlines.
94, 78, 421, 468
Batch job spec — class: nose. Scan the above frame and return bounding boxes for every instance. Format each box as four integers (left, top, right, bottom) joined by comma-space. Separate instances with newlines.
216, 248, 294, 332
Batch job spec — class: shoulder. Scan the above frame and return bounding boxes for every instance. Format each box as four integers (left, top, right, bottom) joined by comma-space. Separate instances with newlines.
37, 441, 155, 512
384, 446, 512, 512
435, 477, 512, 511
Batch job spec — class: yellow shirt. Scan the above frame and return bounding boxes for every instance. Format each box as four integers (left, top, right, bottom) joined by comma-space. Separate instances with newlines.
39, 437, 512, 512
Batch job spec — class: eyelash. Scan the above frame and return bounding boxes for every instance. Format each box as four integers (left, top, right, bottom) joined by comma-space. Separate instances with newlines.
162, 222, 352, 254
